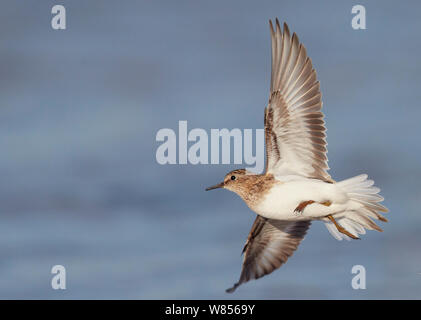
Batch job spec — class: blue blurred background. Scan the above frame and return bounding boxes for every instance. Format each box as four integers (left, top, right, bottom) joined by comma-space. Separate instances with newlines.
0, 0, 420, 299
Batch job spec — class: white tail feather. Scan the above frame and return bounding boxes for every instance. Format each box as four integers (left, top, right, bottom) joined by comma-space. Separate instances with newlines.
325, 174, 388, 241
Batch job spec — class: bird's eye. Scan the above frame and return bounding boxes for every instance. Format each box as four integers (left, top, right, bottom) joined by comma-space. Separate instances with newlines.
231, 175, 236, 181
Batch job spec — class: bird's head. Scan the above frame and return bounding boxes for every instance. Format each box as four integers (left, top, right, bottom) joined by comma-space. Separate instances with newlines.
206, 169, 249, 193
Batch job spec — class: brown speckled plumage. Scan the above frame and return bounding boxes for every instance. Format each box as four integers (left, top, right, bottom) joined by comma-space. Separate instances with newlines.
223, 170, 279, 210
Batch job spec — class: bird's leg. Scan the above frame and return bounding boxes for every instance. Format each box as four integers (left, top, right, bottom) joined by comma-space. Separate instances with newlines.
327, 215, 360, 240
293, 200, 315, 215
294, 199, 332, 215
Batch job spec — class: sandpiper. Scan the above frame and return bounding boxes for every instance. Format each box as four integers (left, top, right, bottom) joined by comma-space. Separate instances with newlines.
206, 19, 388, 293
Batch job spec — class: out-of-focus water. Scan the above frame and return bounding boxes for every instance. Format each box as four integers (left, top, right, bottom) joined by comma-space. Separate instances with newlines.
0, 0, 420, 299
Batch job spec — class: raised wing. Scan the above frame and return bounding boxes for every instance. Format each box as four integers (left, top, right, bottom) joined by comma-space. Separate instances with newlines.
264, 19, 332, 182
226, 216, 311, 293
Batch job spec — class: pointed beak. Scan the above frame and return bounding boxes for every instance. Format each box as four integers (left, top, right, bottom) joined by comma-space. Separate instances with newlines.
205, 182, 224, 191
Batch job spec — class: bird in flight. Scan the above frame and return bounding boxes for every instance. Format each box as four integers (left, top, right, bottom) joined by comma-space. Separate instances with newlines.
206, 19, 388, 293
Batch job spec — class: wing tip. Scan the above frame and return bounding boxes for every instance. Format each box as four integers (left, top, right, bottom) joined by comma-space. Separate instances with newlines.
269, 19, 274, 34
283, 22, 290, 36
270, 18, 290, 36
275, 18, 281, 34
226, 282, 240, 293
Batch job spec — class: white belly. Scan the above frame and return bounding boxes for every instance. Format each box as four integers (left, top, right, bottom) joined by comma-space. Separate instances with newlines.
255, 178, 349, 220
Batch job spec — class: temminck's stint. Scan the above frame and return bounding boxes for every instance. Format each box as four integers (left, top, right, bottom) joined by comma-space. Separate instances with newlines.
206, 19, 388, 293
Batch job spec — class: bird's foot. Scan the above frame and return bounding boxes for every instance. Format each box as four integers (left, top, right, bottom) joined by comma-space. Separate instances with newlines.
293, 200, 315, 215
327, 215, 360, 240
